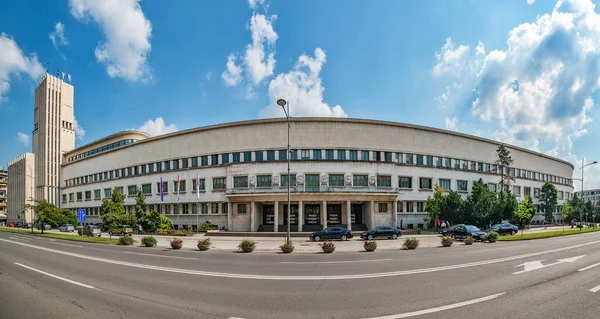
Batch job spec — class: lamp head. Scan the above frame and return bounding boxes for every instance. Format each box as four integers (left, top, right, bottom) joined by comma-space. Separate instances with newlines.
277, 99, 287, 107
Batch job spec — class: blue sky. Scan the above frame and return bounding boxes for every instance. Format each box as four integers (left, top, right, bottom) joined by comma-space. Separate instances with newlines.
1, 0, 599, 189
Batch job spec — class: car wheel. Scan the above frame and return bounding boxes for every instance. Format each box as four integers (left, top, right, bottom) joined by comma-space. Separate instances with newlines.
341, 235, 347, 241
367, 234, 373, 240
510, 230, 515, 236
314, 235, 321, 242
391, 234, 398, 240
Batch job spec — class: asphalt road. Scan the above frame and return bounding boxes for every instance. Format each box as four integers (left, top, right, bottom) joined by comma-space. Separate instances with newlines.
1, 231, 600, 319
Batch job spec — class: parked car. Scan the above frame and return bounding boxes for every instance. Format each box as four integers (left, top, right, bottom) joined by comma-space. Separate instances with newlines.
79, 225, 102, 237
7, 222, 15, 227
310, 227, 353, 241
490, 223, 518, 236
58, 224, 75, 232
438, 224, 458, 234
360, 226, 401, 240
441, 224, 487, 240
16, 222, 31, 229
109, 225, 133, 236
37, 223, 51, 230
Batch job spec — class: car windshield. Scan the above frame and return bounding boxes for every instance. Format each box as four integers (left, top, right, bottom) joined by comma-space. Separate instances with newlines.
123, 225, 131, 228
90, 226, 98, 229
465, 226, 481, 232
369, 228, 378, 231
491, 224, 501, 228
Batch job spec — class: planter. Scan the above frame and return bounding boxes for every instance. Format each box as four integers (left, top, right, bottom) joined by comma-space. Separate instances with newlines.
441, 241, 453, 247
241, 246, 254, 253
464, 239, 475, 245
144, 242, 155, 247
322, 246, 335, 254
405, 243, 419, 250
171, 243, 183, 250
281, 246, 294, 254
197, 244, 210, 251
364, 245, 377, 252
488, 239, 497, 243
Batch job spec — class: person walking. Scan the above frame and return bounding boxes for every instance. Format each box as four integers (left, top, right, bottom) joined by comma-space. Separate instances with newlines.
441, 221, 447, 229
435, 219, 440, 232
138, 224, 143, 235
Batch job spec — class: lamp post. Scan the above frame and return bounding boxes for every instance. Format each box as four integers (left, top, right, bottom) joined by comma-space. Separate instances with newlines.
579, 160, 597, 227
277, 98, 291, 244
18, 170, 34, 233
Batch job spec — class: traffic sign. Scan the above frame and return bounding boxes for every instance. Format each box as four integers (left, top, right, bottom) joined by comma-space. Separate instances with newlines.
77, 208, 87, 222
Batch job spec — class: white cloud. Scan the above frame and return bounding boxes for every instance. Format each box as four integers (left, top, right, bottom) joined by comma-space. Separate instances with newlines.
49, 22, 68, 48
244, 13, 278, 85
17, 132, 30, 146
432, 37, 470, 76
205, 71, 212, 81
248, 0, 265, 10
221, 54, 243, 86
527, 0, 536, 4
73, 118, 85, 140
445, 117, 459, 131
69, 0, 152, 82
0, 33, 45, 103
137, 117, 178, 137
260, 48, 347, 118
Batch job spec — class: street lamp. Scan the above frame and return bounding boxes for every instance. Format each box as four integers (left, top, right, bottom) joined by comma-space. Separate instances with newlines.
278, 98, 292, 245
579, 160, 597, 226
18, 170, 34, 233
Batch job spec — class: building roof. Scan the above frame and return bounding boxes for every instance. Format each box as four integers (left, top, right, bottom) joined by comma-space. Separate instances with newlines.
63, 130, 150, 156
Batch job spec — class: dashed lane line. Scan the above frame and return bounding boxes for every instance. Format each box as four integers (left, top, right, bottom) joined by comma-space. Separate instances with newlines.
14, 262, 97, 289
578, 262, 600, 272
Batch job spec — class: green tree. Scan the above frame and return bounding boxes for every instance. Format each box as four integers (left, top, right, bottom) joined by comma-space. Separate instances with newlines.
424, 184, 445, 228
539, 182, 558, 222
585, 201, 594, 224
21, 199, 76, 234
561, 201, 570, 232
138, 210, 173, 232
463, 179, 498, 227
513, 195, 535, 231
568, 194, 584, 229
100, 187, 128, 231
135, 189, 147, 220
440, 190, 464, 224
496, 191, 518, 222
495, 144, 515, 192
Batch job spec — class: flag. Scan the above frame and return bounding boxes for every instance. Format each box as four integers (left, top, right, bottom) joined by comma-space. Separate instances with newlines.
160, 177, 164, 202
68, 74, 72, 83
62, 72, 65, 80
177, 175, 181, 202
196, 174, 200, 200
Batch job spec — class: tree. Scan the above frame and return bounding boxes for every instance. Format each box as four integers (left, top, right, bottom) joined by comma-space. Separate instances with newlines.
539, 182, 558, 222
561, 201, 570, 232
585, 201, 594, 223
138, 210, 173, 232
100, 187, 128, 231
463, 179, 498, 228
21, 199, 76, 234
424, 184, 445, 228
440, 190, 464, 224
496, 190, 518, 223
135, 189, 147, 220
513, 195, 535, 232
495, 144, 515, 192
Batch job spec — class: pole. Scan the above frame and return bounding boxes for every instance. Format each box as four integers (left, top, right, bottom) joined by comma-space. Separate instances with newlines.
581, 160, 584, 230
286, 102, 291, 244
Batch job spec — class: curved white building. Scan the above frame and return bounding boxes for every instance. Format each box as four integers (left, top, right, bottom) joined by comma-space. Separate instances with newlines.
60, 118, 574, 231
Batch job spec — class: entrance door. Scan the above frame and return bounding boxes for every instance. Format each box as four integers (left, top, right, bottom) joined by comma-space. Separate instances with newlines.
305, 174, 320, 192
304, 204, 321, 225
327, 204, 342, 225
283, 205, 298, 225
262, 205, 274, 225
351, 204, 363, 224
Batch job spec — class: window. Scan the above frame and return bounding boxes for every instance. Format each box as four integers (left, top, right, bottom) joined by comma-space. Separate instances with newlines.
488, 184, 497, 192
445, 158, 452, 169
255, 151, 264, 161
470, 161, 476, 170
290, 150, 297, 160
313, 150, 322, 160
173, 180, 186, 192
439, 179, 451, 191
559, 191, 564, 200
141, 165, 147, 174
457, 180, 468, 192
377, 175, 391, 187
128, 185, 137, 196
192, 157, 199, 167
385, 152, 392, 162
237, 204, 247, 214
222, 153, 229, 164
426, 156, 433, 167
77, 192, 82, 201
222, 203, 228, 215
211, 203, 219, 214
69, 193, 74, 202
353, 175, 368, 187
201, 156, 208, 166
244, 152, 252, 162
361, 151, 369, 161
257, 175, 272, 187
419, 178, 432, 190
104, 188, 111, 198
397, 201, 403, 212
62, 194, 67, 203
398, 177, 412, 189
281, 174, 296, 187
173, 160, 180, 170
301, 150, 310, 160
405, 154, 413, 165
378, 203, 388, 213
534, 188, 540, 198
417, 202, 424, 212
513, 186, 521, 195
335, 150, 345, 160
350, 150, 358, 160
279, 150, 287, 161
326, 149, 334, 160
165, 161, 171, 171
233, 153, 241, 163
213, 177, 226, 190
234, 176, 248, 188
156, 162, 162, 172
156, 182, 168, 194
407, 202, 414, 212
94, 190, 101, 199
211, 154, 219, 165
416, 155, 424, 165
267, 150, 275, 161
478, 163, 484, 172
142, 184, 152, 195
436, 157, 442, 167
85, 191, 91, 200
201, 203, 209, 214
329, 174, 344, 187
375, 152, 381, 161
192, 178, 205, 191
524, 187, 531, 196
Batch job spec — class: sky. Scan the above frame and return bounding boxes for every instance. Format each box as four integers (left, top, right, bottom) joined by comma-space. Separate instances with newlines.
1, 0, 599, 190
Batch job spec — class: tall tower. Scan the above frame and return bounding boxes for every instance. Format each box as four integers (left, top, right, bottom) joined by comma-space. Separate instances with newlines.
32, 74, 75, 206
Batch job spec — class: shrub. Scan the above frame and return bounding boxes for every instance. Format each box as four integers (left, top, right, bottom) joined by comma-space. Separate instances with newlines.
483, 231, 499, 242
319, 241, 335, 248
363, 240, 377, 247
404, 237, 419, 245
199, 221, 217, 232
441, 236, 454, 244
170, 238, 183, 245
197, 238, 211, 246
280, 240, 294, 249
238, 239, 256, 250
118, 236, 135, 246
141, 236, 157, 247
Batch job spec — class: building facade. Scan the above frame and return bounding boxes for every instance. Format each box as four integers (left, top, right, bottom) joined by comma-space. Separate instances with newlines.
32, 74, 75, 206
0, 169, 7, 217
60, 118, 575, 231
7, 153, 36, 223
575, 189, 600, 206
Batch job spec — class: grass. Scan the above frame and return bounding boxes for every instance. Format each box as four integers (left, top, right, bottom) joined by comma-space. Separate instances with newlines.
0, 227, 119, 244
499, 227, 600, 241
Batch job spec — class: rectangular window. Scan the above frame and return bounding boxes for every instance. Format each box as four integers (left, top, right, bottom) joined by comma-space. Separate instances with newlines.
353, 174, 368, 187
173, 180, 186, 193
233, 153, 241, 163
94, 190, 101, 199
313, 149, 322, 160
471, 161, 476, 171
301, 150, 310, 160
524, 187, 531, 196
445, 158, 452, 169
156, 162, 162, 172
141, 165, 147, 174
349, 150, 358, 161
559, 191, 564, 200
405, 154, 413, 165
290, 150, 297, 160
213, 177, 226, 190
399, 177, 412, 189
128, 185, 137, 196
201, 156, 208, 166
255, 151, 263, 161
62, 194, 67, 203
69, 193, 74, 202
192, 157, 199, 167
457, 180, 468, 192
142, 184, 152, 195
487, 184, 497, 192
77, 192, 82, 201
329, 174, 345, 187
375, 152, 381, 161
156, 182, 168, 194
439, 179, 451, 191
192, 178, 206, 191
513, 186, 521, 195
407, 202, 414, 212
279, 150, 287, 161
267, 150, 275, 161
378, 203, 388, 213
85, 191, 91, 200
337, 150, 346, 160
234, 176, 248, 188
416, 155, 424, 166
361, 151, 369, 161
104, 188, 111, 198
397, 201, 403, 212
222, 153, 229, 164
222, 203, 228, 215
419, 178, 432, 190
237, 204, 247, 214
256, 175, 272, 187
211, 154, 219, 165
377, 175, 392, 187
211, 203, 219, 214
426, 156, 433, 167
326, 149, 334, 160
165, 161, 171, 171
173, 160, 179, 170
385, 152, 392, 162
244, 152, 252, 162
417, 202, 424, 212
201, 203, 209, 214
534, 188, 540, 198
281, 174, 296, 187
436, 157, 442, 167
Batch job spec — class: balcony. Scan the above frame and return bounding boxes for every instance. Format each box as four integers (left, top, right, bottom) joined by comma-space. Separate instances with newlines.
226, 186, 399, 195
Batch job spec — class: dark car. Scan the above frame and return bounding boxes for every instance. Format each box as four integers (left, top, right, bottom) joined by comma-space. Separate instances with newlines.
310, 227, 353, 241
441, 224, 487, 240
438, 224, 459, 234
360, 226, 401, 240
37, 223, 51, 230
490, 223, 518, 236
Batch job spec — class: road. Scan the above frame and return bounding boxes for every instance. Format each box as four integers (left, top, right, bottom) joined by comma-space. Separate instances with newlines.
1, 231, 600, 319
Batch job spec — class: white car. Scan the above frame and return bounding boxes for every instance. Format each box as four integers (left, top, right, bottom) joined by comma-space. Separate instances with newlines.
58, 224, 75, 232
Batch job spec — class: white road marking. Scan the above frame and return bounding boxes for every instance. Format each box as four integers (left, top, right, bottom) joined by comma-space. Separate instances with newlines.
14, 262, 96, 289
123, 251, 197, 260
513, 255, 586, 275
280, 259, 393, 264
1, 238, 598, 281
578, 262, 600, 272
590, 284, 600, 293
363, 292, 506, 318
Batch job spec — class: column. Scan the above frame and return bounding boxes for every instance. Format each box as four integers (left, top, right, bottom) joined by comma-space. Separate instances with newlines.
370, 200, 375, 229
274, 201, 279, 232
250, 202, 255, 232
322, 200, 327, 228
298, 201, 303, 232
227, 202, 233, 231
393, 201, 398, 228
346, 200, 352, 231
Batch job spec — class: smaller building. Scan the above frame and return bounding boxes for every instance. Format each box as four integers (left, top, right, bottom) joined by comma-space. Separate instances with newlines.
8, 153, 36, 223
575, 189, 600, 206
0, 169, 7, 224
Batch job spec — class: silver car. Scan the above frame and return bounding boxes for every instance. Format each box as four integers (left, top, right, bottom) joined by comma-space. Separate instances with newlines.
58, 224, 75, 232
79, 225, 102, 237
